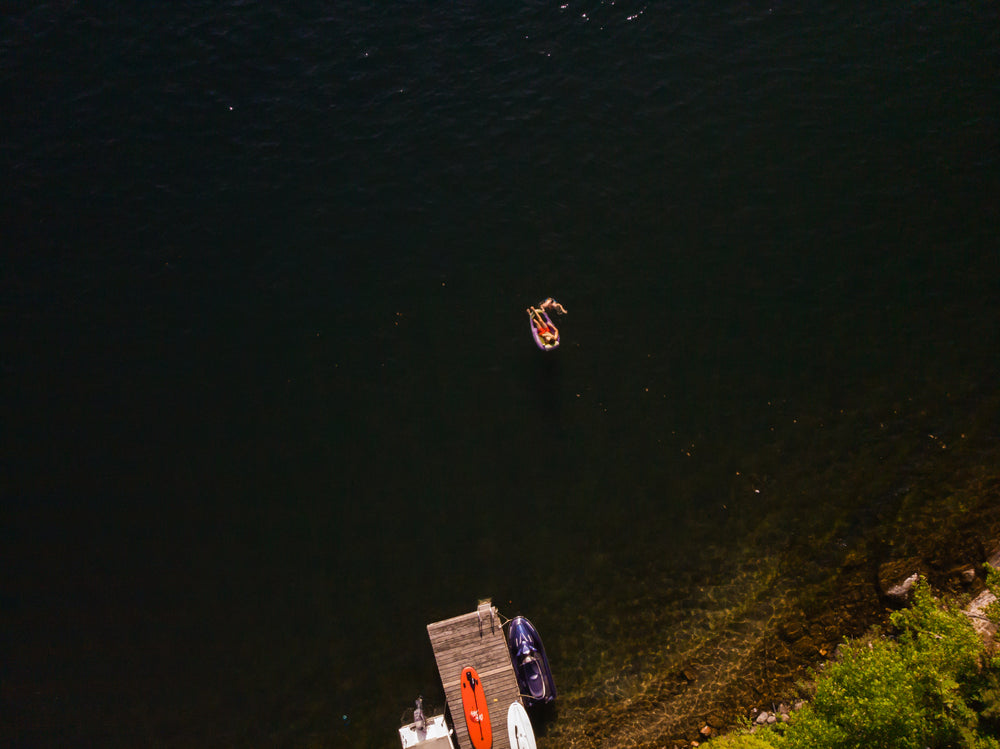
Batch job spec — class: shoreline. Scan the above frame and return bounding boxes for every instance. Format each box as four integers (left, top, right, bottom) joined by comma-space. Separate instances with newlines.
737, 540, 1000, 745
538, 400, 1000, 749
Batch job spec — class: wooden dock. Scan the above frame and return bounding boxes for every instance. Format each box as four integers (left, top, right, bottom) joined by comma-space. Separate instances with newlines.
427, 600, 521, 749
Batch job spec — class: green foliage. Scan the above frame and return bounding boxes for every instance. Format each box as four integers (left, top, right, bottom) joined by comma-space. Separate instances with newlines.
708, 577, 1000, 749
986, 566, 1000, 628
978, 565, 1000, 736
706, 730, 779, 748
782, 636, 935, 748
890, 577, 983, 682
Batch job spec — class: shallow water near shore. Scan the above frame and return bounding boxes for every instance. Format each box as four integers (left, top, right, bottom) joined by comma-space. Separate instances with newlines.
4, 2, 999, 747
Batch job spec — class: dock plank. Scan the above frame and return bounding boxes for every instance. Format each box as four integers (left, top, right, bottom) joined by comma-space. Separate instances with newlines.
427, 600, 522, 749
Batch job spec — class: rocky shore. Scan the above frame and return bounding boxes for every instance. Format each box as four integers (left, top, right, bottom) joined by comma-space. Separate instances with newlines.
538, 383, 1000, 749
542, 456, 1000, 749
690, 472, 1000, 748
726, 541, 1000, 745
876, 543, 1000, 646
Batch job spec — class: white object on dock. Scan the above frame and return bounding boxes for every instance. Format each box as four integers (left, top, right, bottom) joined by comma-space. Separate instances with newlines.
399, 713, 456, 749
507, 701, 537, 749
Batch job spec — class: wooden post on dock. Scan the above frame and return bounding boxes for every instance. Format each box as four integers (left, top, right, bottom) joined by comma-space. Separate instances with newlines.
427, 599, 522, 749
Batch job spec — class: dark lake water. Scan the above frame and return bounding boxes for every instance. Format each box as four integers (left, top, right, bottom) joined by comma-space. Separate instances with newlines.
4, 2, 999, 747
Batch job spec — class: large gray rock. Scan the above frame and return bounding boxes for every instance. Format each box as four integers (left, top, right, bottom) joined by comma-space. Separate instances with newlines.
965, 589, 998, 646
878, 558, 930, 605
987, 545, 1000, 571
964, 542, 1000, 649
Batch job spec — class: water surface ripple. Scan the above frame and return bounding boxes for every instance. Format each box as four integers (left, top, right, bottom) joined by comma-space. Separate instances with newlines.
3, 1, 999, 747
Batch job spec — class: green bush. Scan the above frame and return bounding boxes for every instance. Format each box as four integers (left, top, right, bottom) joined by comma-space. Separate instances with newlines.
710, 577, 1000, 749
977, 566, 1000, 735
782, 635, 937, 748
782, 578, 997, 749
986, 566, 1000, 636
705, 731, 779, 749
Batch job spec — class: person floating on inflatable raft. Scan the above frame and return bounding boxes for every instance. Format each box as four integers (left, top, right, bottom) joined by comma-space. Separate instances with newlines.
527, 297, 567, 350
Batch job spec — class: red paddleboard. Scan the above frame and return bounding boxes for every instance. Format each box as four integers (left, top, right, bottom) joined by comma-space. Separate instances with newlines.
460, 666, 492, 749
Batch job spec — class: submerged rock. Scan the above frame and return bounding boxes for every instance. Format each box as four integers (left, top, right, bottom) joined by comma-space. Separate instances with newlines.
778, 620, 805, 642
792, 635, 819, 658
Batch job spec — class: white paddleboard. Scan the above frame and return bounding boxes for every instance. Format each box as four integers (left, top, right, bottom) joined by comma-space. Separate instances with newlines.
507, 701, 536, 749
